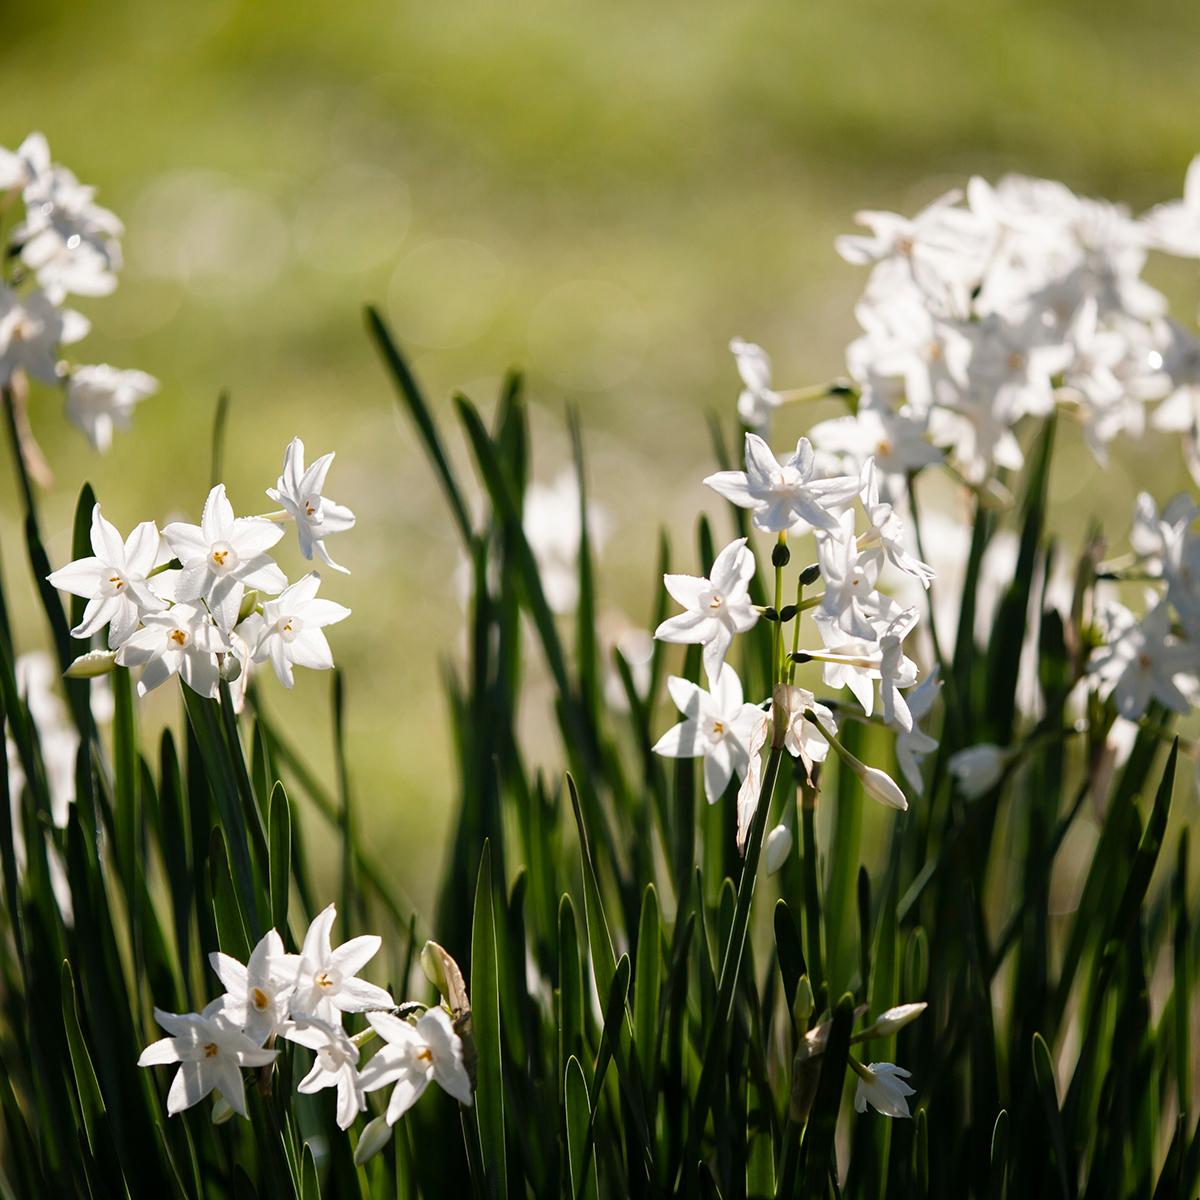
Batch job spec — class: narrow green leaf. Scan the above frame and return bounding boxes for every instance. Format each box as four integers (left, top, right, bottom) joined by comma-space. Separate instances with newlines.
633, 884, 660, 1079
300, 1141, 321, 1200
471, 841, 507, 1200
1032, 1033, 1072, 1200
564, 1056, 597, 1200
60, 960, 105, 1155
269, 781, 291, 937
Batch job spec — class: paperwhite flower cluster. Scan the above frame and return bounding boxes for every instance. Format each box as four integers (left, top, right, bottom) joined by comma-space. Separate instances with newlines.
735, 157, 1200, 487
0, 133, 157, 451
1088, 491, 1200, 720
47, 438, 353, 701
138, 905, 472, 1134
652, 431, 938, 854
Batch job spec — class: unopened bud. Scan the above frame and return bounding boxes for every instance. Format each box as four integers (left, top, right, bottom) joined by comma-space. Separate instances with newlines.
64, 649, 116, 679
799, 563, 821, 586
771, 542, 791, 568
779, 604, 797, 622
764, 825, 793, 874
354, 1115, 394, 1165
856, 764, 908, 812
858, 1001, 927, 1040
793, 974, 814, 1025
211, 1094, 235, 1125
762, 606, 779, 622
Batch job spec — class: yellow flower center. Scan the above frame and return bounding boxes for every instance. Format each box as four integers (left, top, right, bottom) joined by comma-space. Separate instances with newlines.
169, 629, 188, 647
251, 987, 270, 1011
203, 1043, 219, 1058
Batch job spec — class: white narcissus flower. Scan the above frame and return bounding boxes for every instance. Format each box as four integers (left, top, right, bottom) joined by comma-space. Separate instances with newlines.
853, 1062, 915, 1119
735, 707, 771, 855
267, 437, 356, 575
243, 572, 350, 688
809, 406, 941, 483
705, 434, 860, 535
729, 338, 781, 431
1088, 599, 1196, 720
780, 686, 835, 769
65, 365, 158, 452
816, 511, 903, 642
0, 284, 88, 386
654, 537, 758, 685
115, 603, 231, 699
1149, 320, 1200, 436
283, 1014, 365, 1130
290, 903, 394, 1025
209, 930, 299, 1046
651, 667, 764, 804
947, 743, 1008, 798
47, 504, 166, 649
163, 485, 287, 631
1142, 155, 1200, 259
358, 1007, 473, 1124
137, 1000, 278, 1118
0, 132, 49, 193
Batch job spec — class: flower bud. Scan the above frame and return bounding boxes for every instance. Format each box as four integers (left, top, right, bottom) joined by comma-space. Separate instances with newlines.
799, 563, 821, 586
793, 974, 814, 1025
764, 825, 793, 874
771, 542, 791, 568
354, 1115, 394, 1165
779, 604, 797, 622
237, 588, 259, 624
857, 764, 908, 812
420, 940, 450, 997
64, 649, 117, 679
762, 606, 779, 622
859, 1001, 927, 1040
211, 1094, 235, 1125
219, 653, 243, 684
947, 744, 1007, 798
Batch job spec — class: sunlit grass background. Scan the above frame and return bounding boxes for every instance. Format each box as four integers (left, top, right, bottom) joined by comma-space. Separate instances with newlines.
2, 0, 1199, 909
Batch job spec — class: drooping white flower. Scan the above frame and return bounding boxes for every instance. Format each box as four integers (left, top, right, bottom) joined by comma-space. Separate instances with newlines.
242, 572, 350, 688
47, 504, 166, 649
704, 434, 859, 534
283, 1014, 365, 1130
115, 603, 231, 699
266, 437, 357, 575
895, 668, 941, 794
164, 485, 287, 631
209, 930, 299, 1046
137, 1000, 278, 1119
857, 459, 935, 588
290, 903, 394, 1025
735, 706, 772, 855
358, 1007, 473, 1124
815, 511, 904, 641
654, 537, 758, 685
651, 667, 764, 804
779, 685, 835, 768
853, 1062, 915, 1119
0, 285, 88, 386
729, 338, 781, 431
65, 365, 157, 452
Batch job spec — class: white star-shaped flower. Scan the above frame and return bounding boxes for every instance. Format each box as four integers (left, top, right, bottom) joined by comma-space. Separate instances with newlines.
267, 438, 356, 575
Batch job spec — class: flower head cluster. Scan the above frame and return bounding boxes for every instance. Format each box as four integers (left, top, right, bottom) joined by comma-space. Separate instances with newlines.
0, 133, 157, 451
1087, 491, 1200, 720
653, 429, 937, 846
48, 438, 354, 701
737, 159, 1200, 487
139, 908, 473, 1135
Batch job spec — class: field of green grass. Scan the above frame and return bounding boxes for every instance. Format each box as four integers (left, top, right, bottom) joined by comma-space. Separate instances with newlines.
3, 0, 1199, 907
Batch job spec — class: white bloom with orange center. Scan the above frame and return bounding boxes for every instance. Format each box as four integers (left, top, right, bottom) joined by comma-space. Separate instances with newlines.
290, 903, 394, 1026
114, 603, 231, 699
209, 930, 299, 1046
267, 437, 356, 574
244, 572, 350, 688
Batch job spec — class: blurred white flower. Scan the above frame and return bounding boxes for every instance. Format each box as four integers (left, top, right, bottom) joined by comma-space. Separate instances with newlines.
1088, 599, 1195, 720
654, 537, 758, 685
164, 485, 287, 631
358, 1007, 473, 1123
895, 669, 941, 794
521, 470, 610, 615
810, 405, 941, 484
0, 285, 88, 386
947, 743, 1008, 798
47, 504, 166, 649
1142, 155, 1200, 258
729, 338, 781, 431
0, 132, 48, 194
65, 365, 157, 452
266, 437, 356, 575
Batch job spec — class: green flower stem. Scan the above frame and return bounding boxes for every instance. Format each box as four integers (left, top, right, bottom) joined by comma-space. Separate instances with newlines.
773, 534, 785, 685
800, 779, 825, 1009
683, 743, 784, 1174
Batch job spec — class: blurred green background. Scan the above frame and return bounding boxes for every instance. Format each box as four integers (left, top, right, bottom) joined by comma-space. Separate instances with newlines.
2, 0, 1198, 910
